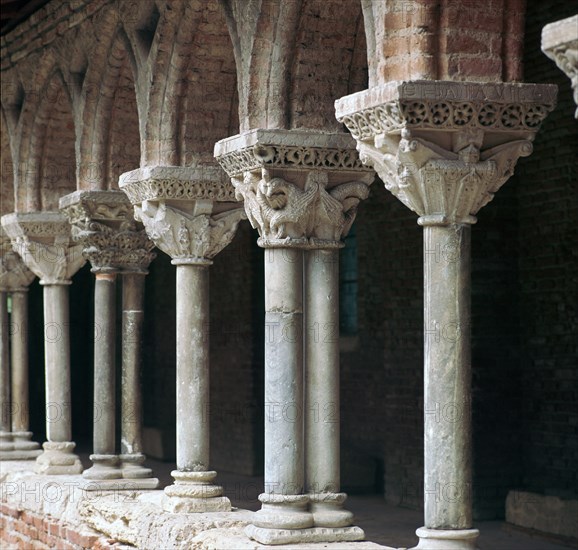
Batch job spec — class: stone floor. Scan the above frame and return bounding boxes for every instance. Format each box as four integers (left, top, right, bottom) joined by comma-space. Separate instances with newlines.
1, 453, 574, 550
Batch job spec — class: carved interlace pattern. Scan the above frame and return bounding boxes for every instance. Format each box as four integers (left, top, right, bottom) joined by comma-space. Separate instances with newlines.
338, 100, 554, 140
356, 131, 534, 225
121, 178, 236, 204
232, 169, 371, 248
218, 145, 369, 178
135, 201, 246, 264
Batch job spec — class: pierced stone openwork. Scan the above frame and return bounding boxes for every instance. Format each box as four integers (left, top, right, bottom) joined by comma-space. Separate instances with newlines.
337, 81, 558, 141
335, 81, 557, 226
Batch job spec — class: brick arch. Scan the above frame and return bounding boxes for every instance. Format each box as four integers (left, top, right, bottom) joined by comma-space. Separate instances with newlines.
177, 0, 238, 166
17, 69, 76, 211
220, 0, 303, 131
361, 0, 526, 86
140, 0, 204, 166
287, 0, 366, 131
78, 26, 141, 189
1, 107, 14, 215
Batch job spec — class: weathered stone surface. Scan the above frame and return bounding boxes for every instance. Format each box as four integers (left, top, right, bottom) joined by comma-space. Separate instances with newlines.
215, 130, 374, 249
542, 15, 578, 117
59, 190, 156, 274
506, 490, 578, 540
336, 80, 557, 550
120, 166, 245, 266
0, 228, 35, 291
120, 165, 241, 511
1, 212, 86, 285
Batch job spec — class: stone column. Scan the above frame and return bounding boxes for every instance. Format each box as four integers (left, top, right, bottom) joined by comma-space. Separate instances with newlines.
215, 129, 373, 544
0, 229, 39, 460
120, 272, 154, 481
120, 165, 245, 512
1, 212, 86, 474
336, 80, 557, 549
0, 289, 9, 453
60, 190, 157, 490
542, 15, 578, 118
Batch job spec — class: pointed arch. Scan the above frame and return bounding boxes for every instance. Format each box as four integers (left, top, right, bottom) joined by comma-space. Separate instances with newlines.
1, 108, 15, 215
78, 25, 141, 189
17, 69, 76, 211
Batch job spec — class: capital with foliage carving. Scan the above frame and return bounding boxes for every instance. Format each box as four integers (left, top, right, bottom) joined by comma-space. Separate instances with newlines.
59, 191, 156, 274
214, 129, 374, 248
1, 212, 86, 285
542, 15, 578, 118
0, 227, 36, 291
119, 166, 246, 265
336, 81, 557, 225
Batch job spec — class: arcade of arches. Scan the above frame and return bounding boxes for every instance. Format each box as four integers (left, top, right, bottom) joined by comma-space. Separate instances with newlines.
0, 1, 576, 549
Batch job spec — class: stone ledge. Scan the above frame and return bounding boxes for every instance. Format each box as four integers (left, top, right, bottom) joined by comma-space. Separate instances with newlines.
1, 462, 397, 549
505, 490, 578, 542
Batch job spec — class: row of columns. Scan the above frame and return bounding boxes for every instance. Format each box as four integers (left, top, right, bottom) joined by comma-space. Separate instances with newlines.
1, 75, 564, 550
0, 229, 39, 460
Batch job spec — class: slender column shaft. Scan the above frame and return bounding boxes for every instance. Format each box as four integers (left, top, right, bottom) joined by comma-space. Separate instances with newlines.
43, 284, 72, 442
11, 291, 29, 433
423, 224, 472, 530
305, 249, 339, 493
93, 274, 117, 455
0, 292, 9, 434
264, 248, 304, 496
176, 264, 209, 471
121, 273, 145, 455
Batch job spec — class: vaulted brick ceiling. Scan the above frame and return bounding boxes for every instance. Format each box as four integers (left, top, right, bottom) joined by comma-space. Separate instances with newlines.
0, 0, 51, 32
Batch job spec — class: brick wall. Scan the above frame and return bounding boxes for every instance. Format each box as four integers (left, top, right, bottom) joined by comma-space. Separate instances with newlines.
513, 0, 578, 500
0, 503, 126, 550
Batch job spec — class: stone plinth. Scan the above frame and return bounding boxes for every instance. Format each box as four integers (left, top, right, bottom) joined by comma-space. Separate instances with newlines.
60, 190, 157, 490
542, 15, 578, 118
215, 129, 372, 545
120, 165, 245, 513
336, 80, 557, 550
1, 212, 85, 474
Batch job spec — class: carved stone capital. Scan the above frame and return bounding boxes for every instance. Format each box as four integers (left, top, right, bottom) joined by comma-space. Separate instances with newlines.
0, 212, 86, 285
335, 81, 557, 225
0, 227, 36, 291
59, 191, 156, 274
214, 130, 374, 248
542, 15, 578, 118
119, 166, 246, 265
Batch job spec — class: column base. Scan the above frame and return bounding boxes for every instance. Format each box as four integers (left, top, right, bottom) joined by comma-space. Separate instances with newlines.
35, 441, 83, 474
309, 492, 357, 528
119, 453, 154, 477
82, 454, 123, 480
0, 431, 13, 452
0, 431, 41, 460
412, 527, 479, 549
163, 470, 231, 513
245, 525, 365, 545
